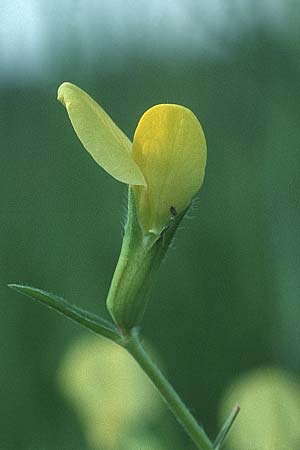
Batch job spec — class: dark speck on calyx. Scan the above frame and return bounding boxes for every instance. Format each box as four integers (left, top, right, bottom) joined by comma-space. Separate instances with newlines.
170, 206, 177, 217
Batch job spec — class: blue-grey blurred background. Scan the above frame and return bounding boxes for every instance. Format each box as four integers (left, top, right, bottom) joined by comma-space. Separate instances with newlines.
1, 1, 300, 449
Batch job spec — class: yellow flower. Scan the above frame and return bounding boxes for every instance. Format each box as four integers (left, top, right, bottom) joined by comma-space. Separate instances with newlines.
58, 82, 207, 235
219, 367, 300, 450
58, 335, 163, 450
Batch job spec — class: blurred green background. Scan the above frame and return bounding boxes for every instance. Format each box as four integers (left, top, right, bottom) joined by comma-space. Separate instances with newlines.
1, 1, 300, 449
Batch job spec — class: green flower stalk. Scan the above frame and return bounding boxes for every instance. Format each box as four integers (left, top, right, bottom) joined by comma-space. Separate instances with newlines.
57, 82, 207, 332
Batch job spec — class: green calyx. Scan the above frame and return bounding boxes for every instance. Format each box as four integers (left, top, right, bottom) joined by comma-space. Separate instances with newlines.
106, 187, 186, 333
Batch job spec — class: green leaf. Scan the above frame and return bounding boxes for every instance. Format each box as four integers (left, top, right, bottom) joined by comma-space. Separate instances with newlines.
8, 284, 121, 343
214, 404, 240, 450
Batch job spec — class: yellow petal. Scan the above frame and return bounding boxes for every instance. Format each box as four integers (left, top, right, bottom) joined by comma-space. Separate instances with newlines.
57, 82, 146, 186
132, 104, 207, 234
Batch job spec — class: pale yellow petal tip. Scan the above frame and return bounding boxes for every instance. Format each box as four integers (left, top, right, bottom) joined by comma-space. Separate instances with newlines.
132, 174, 147, 187
57, 82, 77, 106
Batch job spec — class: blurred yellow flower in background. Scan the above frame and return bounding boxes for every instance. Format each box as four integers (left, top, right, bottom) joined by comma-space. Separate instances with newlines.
218, 366, 300, 450
57, 335, 165, 450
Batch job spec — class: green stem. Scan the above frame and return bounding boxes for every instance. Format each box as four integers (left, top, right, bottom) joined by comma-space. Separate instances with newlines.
125, 330, 213, 450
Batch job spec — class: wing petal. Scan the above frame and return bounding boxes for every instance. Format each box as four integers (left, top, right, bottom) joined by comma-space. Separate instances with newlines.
58, 82, 146, 186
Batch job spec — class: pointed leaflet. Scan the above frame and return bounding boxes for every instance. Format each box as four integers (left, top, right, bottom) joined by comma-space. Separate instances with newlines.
214, 405, 240, 450
131, 104, 207, 234
58, 82, 146, 186
8, 284, 121, 342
